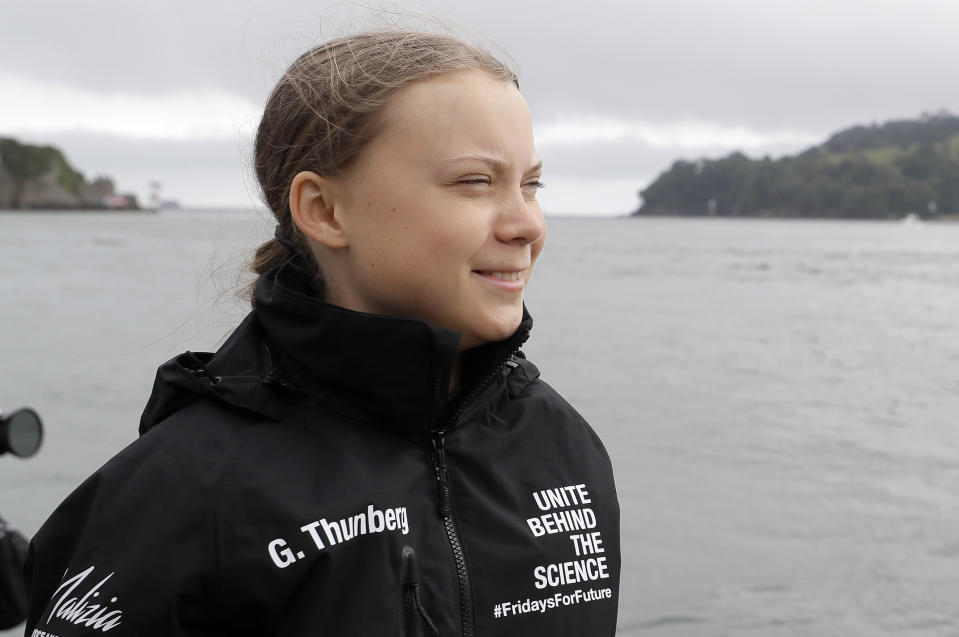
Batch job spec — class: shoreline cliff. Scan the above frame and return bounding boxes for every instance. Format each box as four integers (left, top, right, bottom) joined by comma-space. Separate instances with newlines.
0, 137, 140, 211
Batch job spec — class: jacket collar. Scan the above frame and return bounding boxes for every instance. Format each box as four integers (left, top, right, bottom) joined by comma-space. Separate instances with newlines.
253, 259, 532, 434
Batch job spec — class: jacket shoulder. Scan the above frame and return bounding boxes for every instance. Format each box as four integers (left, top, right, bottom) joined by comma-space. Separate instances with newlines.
25, 398, 281, 635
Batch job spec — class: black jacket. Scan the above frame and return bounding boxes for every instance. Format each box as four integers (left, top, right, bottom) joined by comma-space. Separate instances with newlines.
25, 261, 620, 636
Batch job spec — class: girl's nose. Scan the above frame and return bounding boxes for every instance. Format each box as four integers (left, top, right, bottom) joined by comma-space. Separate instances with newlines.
495, 190, 546, 246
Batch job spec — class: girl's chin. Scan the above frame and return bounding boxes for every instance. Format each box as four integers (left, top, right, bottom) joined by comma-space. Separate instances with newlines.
460, 318, 523, 351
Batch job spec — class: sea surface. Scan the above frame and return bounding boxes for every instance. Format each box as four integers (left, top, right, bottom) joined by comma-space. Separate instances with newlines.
2, 211, 958, 636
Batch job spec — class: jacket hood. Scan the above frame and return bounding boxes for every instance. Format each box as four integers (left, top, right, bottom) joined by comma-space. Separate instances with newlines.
140, 258, 536, 435
138, 312, 286, 434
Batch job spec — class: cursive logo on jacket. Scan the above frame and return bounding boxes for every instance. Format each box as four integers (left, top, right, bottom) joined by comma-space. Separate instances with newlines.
45, 565, 123, 632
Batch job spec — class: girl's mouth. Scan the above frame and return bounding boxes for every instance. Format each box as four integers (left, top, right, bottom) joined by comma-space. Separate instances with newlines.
475, 271, 523, 282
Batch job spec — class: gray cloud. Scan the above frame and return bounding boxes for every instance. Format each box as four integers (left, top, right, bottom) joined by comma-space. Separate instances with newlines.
489, 0, 959, 131
6, 0, 959, 126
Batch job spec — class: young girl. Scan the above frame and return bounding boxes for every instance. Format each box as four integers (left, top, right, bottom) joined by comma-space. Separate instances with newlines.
25, 30, 620, 636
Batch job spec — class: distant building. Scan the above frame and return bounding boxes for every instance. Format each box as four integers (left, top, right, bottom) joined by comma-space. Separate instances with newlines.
90, 176, 116, 199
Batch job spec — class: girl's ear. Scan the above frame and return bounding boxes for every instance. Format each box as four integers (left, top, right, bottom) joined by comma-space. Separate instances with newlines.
289, 171, 349, 249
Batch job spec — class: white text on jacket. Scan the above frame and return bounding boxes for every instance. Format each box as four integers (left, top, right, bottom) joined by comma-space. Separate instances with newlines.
526, 483, 611, 591
269, 504, 409, 568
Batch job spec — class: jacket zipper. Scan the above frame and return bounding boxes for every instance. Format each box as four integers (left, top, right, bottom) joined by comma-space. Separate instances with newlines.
431, 430, 471, 635
430, 349, 518, 637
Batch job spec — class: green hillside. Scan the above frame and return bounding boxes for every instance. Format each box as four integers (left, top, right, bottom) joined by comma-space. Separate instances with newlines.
634, 112, 959, 219
0, 137, 86, 195
0, 137, 140, 210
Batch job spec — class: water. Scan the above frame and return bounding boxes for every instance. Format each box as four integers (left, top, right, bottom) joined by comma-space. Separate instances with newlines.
2, 211, 959, 636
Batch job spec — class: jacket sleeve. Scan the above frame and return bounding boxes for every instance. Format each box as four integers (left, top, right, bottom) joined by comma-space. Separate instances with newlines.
24, 444, 225, 636
0, 516, 28, 629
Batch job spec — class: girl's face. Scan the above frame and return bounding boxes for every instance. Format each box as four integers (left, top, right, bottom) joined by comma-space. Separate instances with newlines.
325, 70, 546, 350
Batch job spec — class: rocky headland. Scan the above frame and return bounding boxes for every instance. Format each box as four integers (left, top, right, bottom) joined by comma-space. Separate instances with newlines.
0, 137, 139, 210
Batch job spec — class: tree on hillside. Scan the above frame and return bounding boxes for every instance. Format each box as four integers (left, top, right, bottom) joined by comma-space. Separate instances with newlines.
635, 112, 959, 219
0, 138, 86, 209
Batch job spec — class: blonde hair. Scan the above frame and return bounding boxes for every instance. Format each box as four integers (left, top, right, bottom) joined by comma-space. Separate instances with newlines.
249, 30, 518, 301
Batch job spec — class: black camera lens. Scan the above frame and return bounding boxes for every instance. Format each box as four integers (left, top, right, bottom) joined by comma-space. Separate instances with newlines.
1, 408, 43, 458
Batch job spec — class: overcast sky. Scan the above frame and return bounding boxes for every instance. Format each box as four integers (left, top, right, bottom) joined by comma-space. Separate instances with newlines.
3, 0, 958, 215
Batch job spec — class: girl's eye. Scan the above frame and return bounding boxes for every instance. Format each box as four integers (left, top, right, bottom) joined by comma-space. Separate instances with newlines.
522, 179, 546, 198
458, 177, 490, 186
